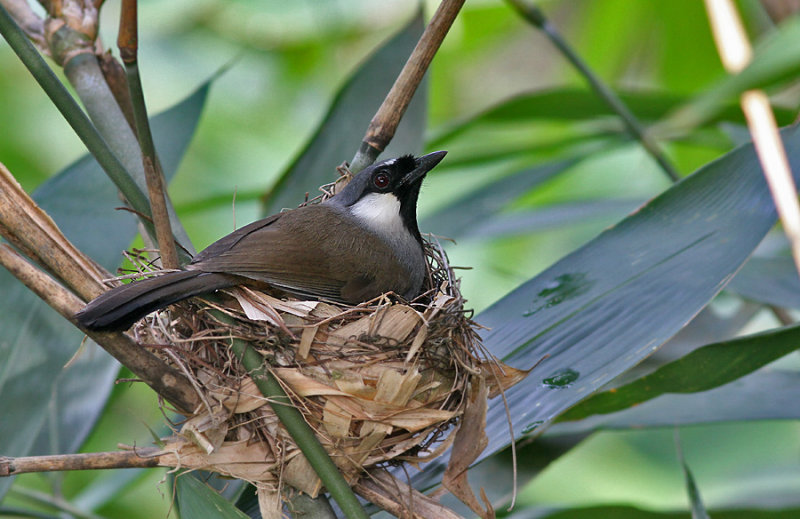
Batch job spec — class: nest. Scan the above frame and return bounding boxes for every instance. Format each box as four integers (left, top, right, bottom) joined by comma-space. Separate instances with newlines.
121, 173, 527, 515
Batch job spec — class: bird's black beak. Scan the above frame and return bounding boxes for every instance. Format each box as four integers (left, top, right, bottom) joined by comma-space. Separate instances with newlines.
398, 151, 447, 187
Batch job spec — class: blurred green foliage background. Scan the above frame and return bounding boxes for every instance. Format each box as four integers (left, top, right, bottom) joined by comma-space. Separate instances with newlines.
2, 0, 800, 517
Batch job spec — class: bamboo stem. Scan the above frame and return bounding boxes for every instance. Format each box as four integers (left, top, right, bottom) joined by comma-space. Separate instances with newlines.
705, 0, 800, 280
225, 326, 370, 519
350, 0, 465, 173
1, 449, 161, 476
118, 0, 179, 269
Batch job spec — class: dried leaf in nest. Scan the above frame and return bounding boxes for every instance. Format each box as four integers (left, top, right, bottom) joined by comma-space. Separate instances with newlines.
128, 236, 528, 513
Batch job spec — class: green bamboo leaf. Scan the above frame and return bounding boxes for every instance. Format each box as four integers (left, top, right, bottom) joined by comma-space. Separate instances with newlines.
558, 323, 800, 422
0, 84, 209, 499
727, 256, 800, 309
176, 476, 250, 519
549, 369, 800, 434
262, 12, 426, 214
463, 198, 642, 240
676, 434, 711, 519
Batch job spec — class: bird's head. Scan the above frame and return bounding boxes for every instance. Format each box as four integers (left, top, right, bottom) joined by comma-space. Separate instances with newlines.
330, 151, 447, 243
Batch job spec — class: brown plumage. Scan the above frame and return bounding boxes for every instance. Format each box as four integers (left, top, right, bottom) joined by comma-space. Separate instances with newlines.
75, 152, 446, 331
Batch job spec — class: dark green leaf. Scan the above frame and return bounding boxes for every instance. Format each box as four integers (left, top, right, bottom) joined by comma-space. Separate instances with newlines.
473, 126, 800, 454
0, 84, 208, 499
727, 256, 800, 309
176, 476, 251, 519
262, 12, 426, 214
548, 369, 800, 433
558, 323, 800, 422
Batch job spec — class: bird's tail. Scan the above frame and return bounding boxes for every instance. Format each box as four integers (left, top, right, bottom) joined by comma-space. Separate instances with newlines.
75, 270, 236, 331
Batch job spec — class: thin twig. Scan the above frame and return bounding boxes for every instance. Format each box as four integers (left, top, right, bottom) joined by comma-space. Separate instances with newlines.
704, 0, 800, 279
354, 468, 462, 519
1, 449, 161, 476
118, 0, 179, 269
350, 0, 465, 173
0, 244, 199, 413
506, 0, 681, 183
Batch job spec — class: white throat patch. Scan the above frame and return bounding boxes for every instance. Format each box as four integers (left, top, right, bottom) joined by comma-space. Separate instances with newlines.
350, 193, 405, 235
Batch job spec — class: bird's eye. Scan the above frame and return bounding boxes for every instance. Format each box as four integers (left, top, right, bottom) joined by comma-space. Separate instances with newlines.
373, 172, 390, 189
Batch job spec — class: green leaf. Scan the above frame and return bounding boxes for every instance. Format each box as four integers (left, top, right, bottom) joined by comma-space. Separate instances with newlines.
727, 256, 800, 309
558, 323, 800, 422
0, 83, 208, 499
176, 476, 251, 519
676, 434, 710, 519
548, 369, 800, 433
262, 11, 426, 214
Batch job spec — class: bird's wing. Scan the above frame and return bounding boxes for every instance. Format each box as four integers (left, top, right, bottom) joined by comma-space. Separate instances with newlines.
189, 206, 381, 302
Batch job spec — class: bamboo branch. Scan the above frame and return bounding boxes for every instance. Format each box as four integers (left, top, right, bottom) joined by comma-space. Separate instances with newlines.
0, 162, 108, 301
118, 0, 179, 269
1, 450, 161, 476
0, 244, 199, 413
705, 0, 800, 279
354, 468, 462, 519
350, 0, 465, 173
0, 2, 194, 259
506, 0, 681, 183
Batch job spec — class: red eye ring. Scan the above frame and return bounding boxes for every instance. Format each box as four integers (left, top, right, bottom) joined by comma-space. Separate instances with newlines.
373, 172, 390, 189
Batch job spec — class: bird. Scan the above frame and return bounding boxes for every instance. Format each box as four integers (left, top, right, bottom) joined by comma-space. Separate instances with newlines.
75, 151, 447, 331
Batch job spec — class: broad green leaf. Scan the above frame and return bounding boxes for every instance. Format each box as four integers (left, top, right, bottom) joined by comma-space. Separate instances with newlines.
558, 323, 800, 422
0, 83, 208, 499
727, 256, 800, 309
476, 125, 800, 447
548, 369, 800, 433
176, 476, 250, 519
262, 12, 426, 214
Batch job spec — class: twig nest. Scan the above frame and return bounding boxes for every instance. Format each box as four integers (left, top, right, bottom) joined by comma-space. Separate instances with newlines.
128, 176, 529, 514
136, 237, 504, 496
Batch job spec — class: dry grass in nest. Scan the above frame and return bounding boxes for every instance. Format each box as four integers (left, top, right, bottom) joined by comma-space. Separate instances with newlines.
118, 173, 528, 513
